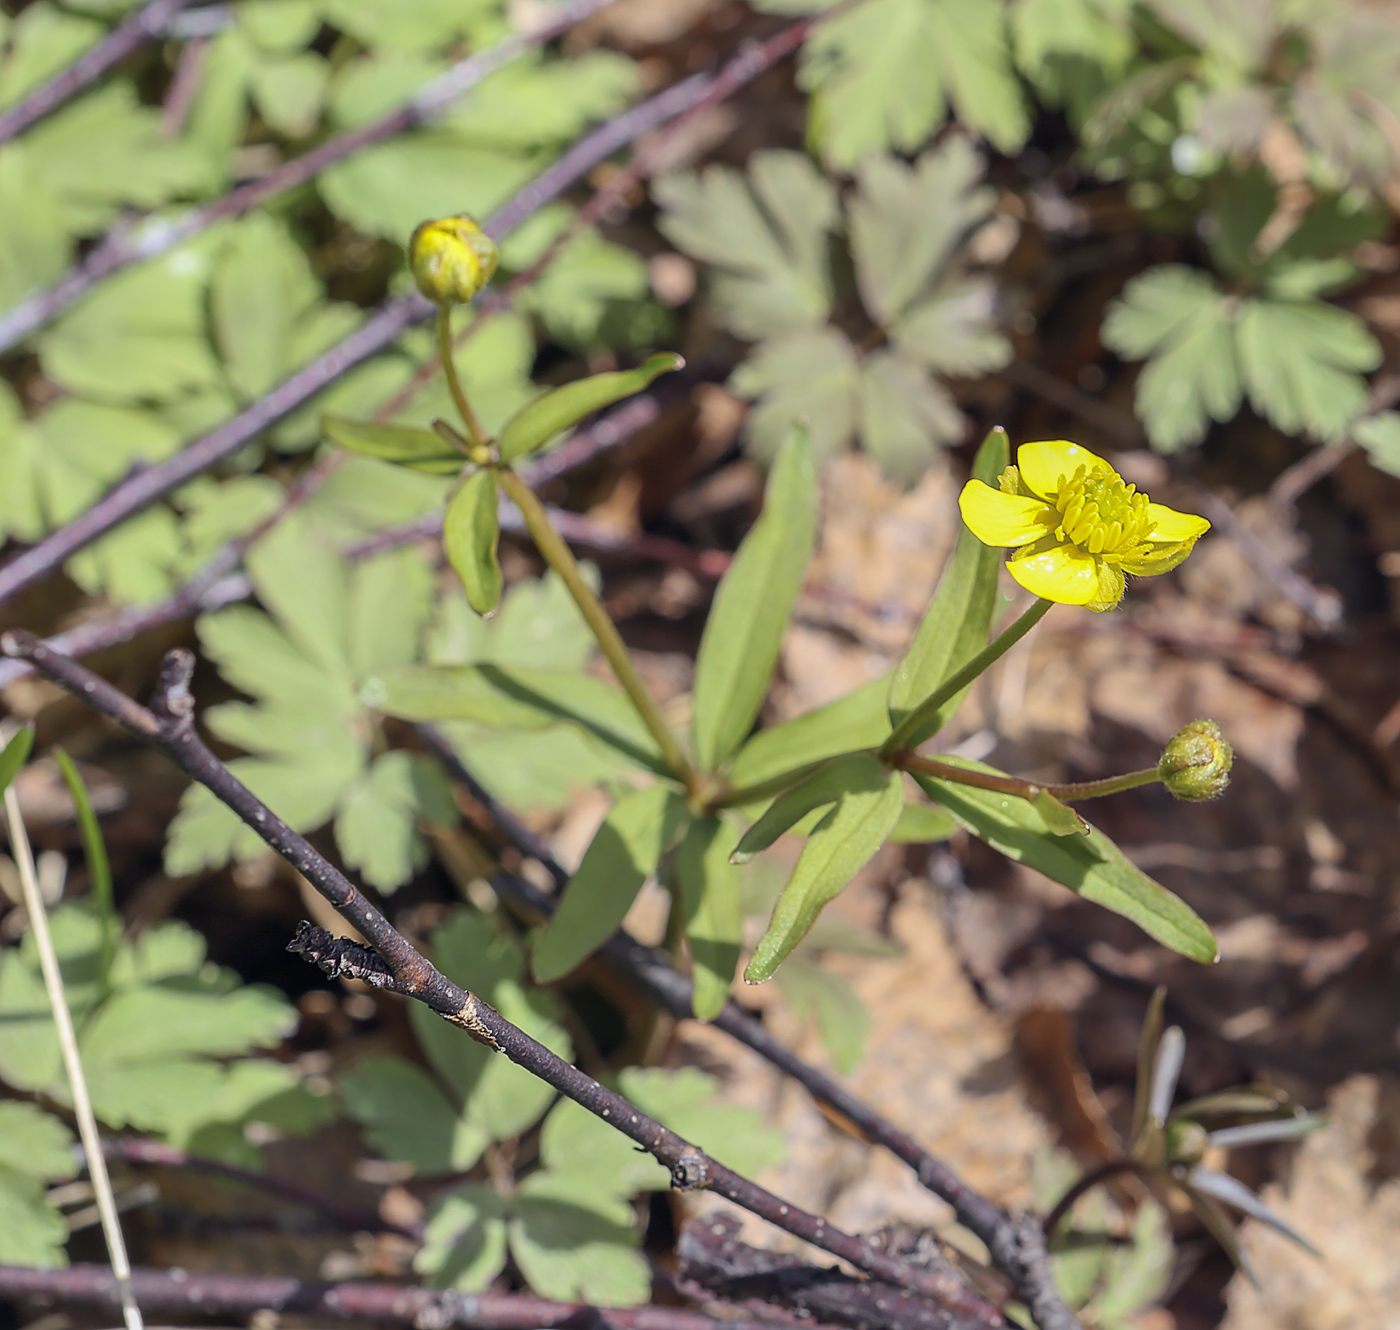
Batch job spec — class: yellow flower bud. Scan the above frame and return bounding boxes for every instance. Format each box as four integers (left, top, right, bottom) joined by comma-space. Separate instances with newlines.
408, 214, 499, 306
1158, 720, 1233, 801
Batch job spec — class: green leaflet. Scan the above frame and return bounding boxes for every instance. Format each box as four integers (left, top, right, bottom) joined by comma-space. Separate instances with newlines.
731, 753, 881, 864
496, 352, 682, 463
888, 801, 957, 844
676, 816, 745, 1020
745, 764, 903, 984
532, 786, 687, 983
443, 469, 503, 615
911, 762, 1217, 962
691, 426, 817, 772
886, 426, 1006, 743
362, 662, 668, 774
725, 673, 891, 796
322, 414, 465, 474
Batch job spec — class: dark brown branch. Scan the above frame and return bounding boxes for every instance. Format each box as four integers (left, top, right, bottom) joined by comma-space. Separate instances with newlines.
416, 730, 1081, 1330
0, 0, 617, 353
0, 632, 1000, 1325
0, 0, 197, 148
677, 1212, 987, 1330
97, 1137, 414, 1238
0, 1263, 825, 1330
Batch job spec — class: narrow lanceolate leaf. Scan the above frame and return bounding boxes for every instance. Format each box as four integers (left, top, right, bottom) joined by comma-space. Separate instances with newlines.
731, 753, 884, 865
889, 801, 957, 844
323, 415, 465, 474
677, 817, 745, 1020
443, 470, 503, 616
745, 765, 903, 984
361, 664, 667, 774
692, 426, 817, 772
497, 353, 683, 464
726, 673, 891, 794
887, 427, 1006, 744
0, 726, 33, 794
54, 748, 116, 993
532, 787, 687, 983
912, 762, 1218, 962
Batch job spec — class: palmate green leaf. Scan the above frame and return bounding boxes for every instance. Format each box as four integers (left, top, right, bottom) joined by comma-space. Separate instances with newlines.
911, 763, 1217, 961
849, 141, 995, 325
497, 353, 682, 464
855, 350, 964, 484
364, 663, 668, 774
443, 469, 503, 616
533, 785, 687, 983
239, 0, 321, 53
1354, 411, 1400, 478
416, 1185, 510, 1290
0, 1168, 68, 1267
79, 983, 294, 1063
511, 1171, 649, 1306
1102, 265, 1241, 451
436, 725, 630, 813
0, 145, 69, 310
0, 1102, 75, 1183
1236, 297, 1379, 441
0, 5, 103, 110
349, 547, 437, 677
655, 150, 838, 339
891, 281, 1012, 378
775, 955, 869, 1074
888, 427, 1006, 740
66, 507, 182, 604
323, 415, 465, 474
746, 765, 903, 983
430, 569, 595, 672
335, 751, 457, 892
677, 816, 744, 1020
41, 246, 222, 403
248, 51, 328, 138
340, 1055, 488, 1175
792, 0, 1028, 168
692, 426, 816, 771
732, 753, 880, 864
727, 672, 891, 795
730, 326, 860, 465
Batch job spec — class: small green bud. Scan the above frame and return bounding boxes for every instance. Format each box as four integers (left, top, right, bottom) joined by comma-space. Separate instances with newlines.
1158, 720, 1233, 801
1165, 1117, 1208, 1166
408, 214, 499, 305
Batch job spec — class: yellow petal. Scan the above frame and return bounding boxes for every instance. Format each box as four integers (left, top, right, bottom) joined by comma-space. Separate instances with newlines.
1006, 543, 1100, 605
1145, 501, 1210, 542
958, 480, 1054, 547
1016, 440, 1111, 499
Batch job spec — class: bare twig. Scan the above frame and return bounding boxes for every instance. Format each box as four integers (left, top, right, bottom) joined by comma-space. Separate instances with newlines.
0, 59, 730, 612
0, 0, 197, 148
0, 0, 618, 353
97, 1137, 416, 1239
415, 729, 1082, 1330
0, 632, 1001, 1325
0, 1263, 836, 1330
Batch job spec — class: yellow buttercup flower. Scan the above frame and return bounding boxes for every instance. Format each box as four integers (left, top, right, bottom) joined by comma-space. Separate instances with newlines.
958, 439, 1210, 612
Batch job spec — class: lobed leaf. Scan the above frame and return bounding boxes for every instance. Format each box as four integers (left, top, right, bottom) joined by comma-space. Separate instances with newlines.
496, 352, 682, 464
887, 426, 1007, 741
746, 765, 903, 983
691, 425, 817, 771
532, 786, 687, 983
912, 761, 1218, 961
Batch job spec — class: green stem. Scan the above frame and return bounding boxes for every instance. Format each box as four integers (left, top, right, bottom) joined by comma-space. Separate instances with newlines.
437, 304, 488, 451
496, 467, 695, 788
893, 752, 1162, 804
879, 597, 1052, 758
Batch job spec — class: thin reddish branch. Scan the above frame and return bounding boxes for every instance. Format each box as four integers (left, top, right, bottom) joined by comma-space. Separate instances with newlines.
0, 1263, 831, 1330
0, 0, 198, 148
0, 631, 1001, 1326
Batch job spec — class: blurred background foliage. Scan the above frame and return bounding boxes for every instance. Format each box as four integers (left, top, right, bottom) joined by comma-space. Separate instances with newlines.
3, 0, 1400, 1321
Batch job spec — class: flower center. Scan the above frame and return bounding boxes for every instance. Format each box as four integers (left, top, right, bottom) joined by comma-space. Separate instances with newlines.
1052, 466, 1150, 556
